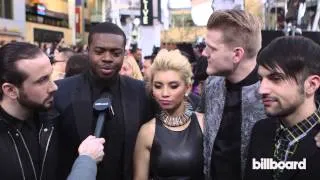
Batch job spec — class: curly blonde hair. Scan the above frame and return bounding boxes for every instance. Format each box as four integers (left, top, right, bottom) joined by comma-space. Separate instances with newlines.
123, 55, 143, 80
147, 49, 193, 92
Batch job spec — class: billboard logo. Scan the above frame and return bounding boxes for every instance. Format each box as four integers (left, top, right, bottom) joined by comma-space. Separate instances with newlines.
252, 158, 306, 170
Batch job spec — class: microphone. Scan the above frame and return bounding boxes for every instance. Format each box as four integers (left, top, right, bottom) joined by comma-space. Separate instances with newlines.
93, 94, 114, 137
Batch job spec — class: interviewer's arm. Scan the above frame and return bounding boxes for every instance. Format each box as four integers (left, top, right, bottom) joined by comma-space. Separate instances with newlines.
67, 135, 105, 180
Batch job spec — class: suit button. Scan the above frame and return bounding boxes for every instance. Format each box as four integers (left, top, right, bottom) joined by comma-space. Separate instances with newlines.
44, 128, 48, 132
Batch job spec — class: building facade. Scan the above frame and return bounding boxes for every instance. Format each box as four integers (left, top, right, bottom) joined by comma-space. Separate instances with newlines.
0, 0, 26, 43
25, 0, 75, 45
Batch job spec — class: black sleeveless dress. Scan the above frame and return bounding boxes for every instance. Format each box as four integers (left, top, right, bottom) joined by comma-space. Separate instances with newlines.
149, 113, 204, 180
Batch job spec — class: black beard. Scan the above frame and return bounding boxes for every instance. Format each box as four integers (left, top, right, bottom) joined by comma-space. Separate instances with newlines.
17, 91, 52, 111
265, 105, 297, 118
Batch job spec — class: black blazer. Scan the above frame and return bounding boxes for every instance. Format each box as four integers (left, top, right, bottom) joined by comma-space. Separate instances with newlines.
52, 73, 154, 180
244, 118, 320, 180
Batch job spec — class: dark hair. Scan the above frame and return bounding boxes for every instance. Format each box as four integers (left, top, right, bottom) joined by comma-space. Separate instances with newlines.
143, 55, 154, 63
180, 51, 194, 63
88, 22, 126, 47
0, 42, 43, 99
257, 36, 320, 83
130, 44, 138, 54
193, 56, 208, 81
58, 47, 74, 53
55, 48, 74, 63
144, 46, 160, 63
65, 54, 90, 77
144, 46, 161, 64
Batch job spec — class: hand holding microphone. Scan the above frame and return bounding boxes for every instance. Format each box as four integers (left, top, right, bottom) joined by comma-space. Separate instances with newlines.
78, 135, 105, 163
68, 91, 114, 179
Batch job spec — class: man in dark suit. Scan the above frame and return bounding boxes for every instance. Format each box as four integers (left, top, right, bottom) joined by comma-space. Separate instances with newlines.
245, 36, 320, 180
53, 22, 154, 180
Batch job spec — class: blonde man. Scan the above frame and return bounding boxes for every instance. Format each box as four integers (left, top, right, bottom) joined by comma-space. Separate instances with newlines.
198, 10, 266, 180
200, 9, 320, 180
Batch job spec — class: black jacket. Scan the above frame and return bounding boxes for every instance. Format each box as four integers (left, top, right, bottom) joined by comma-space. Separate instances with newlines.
244, 118, 320, 180
53, 74, 154, 180
0, 111, 58, 180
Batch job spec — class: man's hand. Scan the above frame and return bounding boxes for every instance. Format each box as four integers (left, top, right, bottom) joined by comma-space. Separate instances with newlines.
78, 135, 105, 163
315, 132, 320, 147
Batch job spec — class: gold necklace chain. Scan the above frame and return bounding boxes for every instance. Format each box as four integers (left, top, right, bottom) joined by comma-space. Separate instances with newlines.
157, 102, 193, 127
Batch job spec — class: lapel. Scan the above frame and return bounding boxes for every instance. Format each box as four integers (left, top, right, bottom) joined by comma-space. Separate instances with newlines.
279, 124, 320, 180
205, 76, 226, 143
119, 76, 141, 176
203, 76, 226, 176
71, 75, 93, 140
255, 119, 278, 179
119, 76, 139, 136
261, 119, 278, 158
39, 108, 60, 126
241, 81, 267, 174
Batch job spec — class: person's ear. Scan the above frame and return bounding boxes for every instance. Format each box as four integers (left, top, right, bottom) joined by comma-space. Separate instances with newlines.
185, 83, 192, 97
304, 75, 320, 96
232, 47, 245, 64
2, 83, 19, 99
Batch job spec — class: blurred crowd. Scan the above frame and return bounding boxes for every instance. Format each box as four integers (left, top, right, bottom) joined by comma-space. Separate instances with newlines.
0, 35, 208, 98
16, 38, 209, 98
2, 9, 320, 180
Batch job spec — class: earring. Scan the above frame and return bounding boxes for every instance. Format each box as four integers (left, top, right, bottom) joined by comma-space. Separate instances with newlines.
185, 93, 189, 97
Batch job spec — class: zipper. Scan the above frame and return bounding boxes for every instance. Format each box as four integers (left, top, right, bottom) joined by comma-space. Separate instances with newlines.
39, 126, 54, 180
38, 123, 44, 143
8, 131, 26, 180
17, 129, 38, 180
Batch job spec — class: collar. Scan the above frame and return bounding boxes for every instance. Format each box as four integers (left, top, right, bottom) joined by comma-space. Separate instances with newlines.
86, 71, 120, 93
0, 105, 35, 130
226, 65, 259, 90
279, 105, 320, 142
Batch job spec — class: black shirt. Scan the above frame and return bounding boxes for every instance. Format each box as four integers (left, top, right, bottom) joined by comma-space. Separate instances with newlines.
211, 66, 259, 180
150, 113, 204, 179
86, 72, 125, 180
0, 106, 40, 180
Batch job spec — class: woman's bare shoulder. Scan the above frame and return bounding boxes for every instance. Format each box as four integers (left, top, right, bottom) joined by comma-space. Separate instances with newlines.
138, 118, 156, 149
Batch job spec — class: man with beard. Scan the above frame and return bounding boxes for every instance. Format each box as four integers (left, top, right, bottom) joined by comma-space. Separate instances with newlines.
200, 10, 320, 180
0, 42, 106, 180
0, 42, 58, 180
53, 22, 154, 180
245, 36, 320, 180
